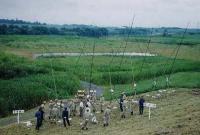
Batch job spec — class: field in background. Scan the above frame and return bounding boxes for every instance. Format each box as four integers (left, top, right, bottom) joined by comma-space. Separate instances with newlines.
0, 34, 199, 60
0, 34, 200, 117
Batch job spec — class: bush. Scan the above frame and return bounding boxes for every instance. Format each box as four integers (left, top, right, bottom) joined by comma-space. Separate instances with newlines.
0, 52, 49, 79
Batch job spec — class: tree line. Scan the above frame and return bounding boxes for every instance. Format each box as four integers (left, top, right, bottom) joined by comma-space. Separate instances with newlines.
0, 19, 199, 37
0, 24, 108, 37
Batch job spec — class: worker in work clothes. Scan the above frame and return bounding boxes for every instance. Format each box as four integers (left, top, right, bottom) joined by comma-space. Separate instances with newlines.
48, 100, 54, 120
119, 95, 123, 112
100, 94, 105, 113
35, 107, 42, 130
122, 99, 126, 118
62, 107, 71, 127
79, 100, 84, 117
71, 100, 76, 116
128, 98, 134, 115
119, 94, 125, 118
139, 96, 145, 115
52, 104, 58, 122
58, 100, 64, 119
103, 106, 111, 127
81, 105, 91, 130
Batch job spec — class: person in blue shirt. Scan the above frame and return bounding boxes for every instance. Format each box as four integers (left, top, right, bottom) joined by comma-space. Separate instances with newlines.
62, 107, 71, 127
35, 107, 42, 130
139, 96, 145, 115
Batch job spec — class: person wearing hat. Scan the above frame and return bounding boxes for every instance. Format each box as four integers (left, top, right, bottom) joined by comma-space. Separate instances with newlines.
81, 104, 91, 130
103, 105, 111, 127
62, 107, 70, 127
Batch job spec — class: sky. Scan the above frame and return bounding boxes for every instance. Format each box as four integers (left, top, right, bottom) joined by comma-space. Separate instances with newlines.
0, 0, 200, 28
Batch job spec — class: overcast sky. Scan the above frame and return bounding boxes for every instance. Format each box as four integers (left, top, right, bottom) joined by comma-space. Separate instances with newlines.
0, 0, 200, 28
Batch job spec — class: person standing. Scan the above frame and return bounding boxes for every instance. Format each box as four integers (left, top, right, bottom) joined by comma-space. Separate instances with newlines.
103, 106, 111, 127
40, 105, 45, 125
48, 100, 54, 120
79, 100, 84, 117
35, 108, 42, 131
81, 105, 91, 130
119, 95, 123, 112
122, 99, 126, 118
128, 98, 134, 115
119, 94, 125, 118
58, 100, 64, 119
62, 107, 71, 127
71, 100, 76, 116
52, 104, 58, 122
139, 96, 145, 115
100, 94, 105, 113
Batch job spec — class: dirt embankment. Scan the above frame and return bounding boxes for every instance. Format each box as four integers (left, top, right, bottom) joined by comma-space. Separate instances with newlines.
0, 88, 200, 135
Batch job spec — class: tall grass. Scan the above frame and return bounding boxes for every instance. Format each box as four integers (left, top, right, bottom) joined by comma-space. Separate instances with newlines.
103, 72, 200, 100
0, 53, 80, 117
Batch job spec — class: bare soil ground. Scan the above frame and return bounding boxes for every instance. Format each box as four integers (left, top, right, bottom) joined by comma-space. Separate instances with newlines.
0, 88, 200, 135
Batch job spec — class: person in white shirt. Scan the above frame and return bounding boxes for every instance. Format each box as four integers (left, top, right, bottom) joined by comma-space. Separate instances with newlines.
81, 105, 91, 130
86, 99, 91, 108
103, 106, 111, 127
79, 100, 84, 117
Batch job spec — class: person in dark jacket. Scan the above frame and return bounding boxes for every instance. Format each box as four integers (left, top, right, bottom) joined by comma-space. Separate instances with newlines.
139, 96, 145, 115
119, 95, 123, 112
35, 108, 42, 130
119, 94, 126, 118
62, 107, 70, 127
40, 105, 45, 125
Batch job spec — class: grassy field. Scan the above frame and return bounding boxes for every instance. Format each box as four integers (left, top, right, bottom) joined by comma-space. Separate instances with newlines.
0, 34, 199, 117
0, 35, 199, 60
0, 88, 200, 135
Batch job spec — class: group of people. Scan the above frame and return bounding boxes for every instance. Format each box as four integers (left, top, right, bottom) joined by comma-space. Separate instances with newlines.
35, 93, 145, 131
119, 93, 146, 118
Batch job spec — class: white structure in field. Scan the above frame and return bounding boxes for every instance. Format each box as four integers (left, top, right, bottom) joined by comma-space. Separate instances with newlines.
13, 110, 24, 124
132, 100, 156, 120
